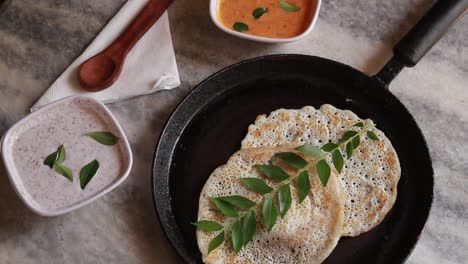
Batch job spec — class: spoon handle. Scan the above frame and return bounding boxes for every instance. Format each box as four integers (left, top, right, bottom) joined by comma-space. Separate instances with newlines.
105, 0, 174, 59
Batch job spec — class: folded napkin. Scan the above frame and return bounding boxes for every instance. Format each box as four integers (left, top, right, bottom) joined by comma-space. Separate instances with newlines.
32, 0, 180, 111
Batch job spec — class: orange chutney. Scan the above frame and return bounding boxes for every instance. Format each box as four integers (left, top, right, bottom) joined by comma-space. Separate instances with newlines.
218, 0, 317, 39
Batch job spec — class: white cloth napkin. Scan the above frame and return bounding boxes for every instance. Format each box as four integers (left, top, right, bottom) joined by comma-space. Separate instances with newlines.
31, 0, 180, 111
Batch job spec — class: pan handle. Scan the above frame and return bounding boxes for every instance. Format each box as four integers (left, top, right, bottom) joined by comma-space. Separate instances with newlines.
375, 0, 467, 85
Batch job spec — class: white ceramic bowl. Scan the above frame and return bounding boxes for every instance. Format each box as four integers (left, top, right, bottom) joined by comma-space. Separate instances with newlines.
1, 96, 133, 216
210, 0, 322, 43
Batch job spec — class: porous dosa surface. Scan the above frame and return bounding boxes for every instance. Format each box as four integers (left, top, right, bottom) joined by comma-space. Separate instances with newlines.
197, 146, 345, 264
241, 105, 401, 236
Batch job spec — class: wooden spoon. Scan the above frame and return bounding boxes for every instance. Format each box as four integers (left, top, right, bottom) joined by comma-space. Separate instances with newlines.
78, 0, 174, 92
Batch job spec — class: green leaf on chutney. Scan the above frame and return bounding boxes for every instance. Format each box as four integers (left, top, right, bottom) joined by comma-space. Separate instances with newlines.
252, 7, 268, 19
233, 22, 248, 32
55, 163, 73, 182
79, 159, 99, 190
278, 1, 301, 12
86, 131, 119, 146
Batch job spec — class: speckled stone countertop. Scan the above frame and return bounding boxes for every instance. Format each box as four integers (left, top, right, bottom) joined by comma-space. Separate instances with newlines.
0, 0, 466, 263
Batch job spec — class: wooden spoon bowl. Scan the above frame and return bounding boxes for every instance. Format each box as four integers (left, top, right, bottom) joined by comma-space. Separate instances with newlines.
79, 55, 119, 91
78, 0, 174, 92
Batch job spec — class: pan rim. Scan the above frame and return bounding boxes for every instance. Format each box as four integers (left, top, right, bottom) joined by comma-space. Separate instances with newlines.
152, 54, 434, 263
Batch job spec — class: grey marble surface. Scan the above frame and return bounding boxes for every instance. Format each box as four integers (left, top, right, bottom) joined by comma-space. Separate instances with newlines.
0, 0, 467, 263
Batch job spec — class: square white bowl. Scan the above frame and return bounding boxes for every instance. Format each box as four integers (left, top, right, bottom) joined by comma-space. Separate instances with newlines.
210, 0, 322, 43
1, 96, 133, 216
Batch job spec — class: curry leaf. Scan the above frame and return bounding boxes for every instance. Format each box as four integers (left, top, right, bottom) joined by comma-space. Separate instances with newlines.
86, 131, 119, 146
352, 136, 360, 149
43, 151, 58, 168
252, 7, 268, 19
240, 178, 273, 194
274, 152, 307, 169
242, 211, 256, 246
262, 197, 277, 232
255, 165, 289, 182
278, 184, 292, 218
353, 122, 364, 127
322, 143, 339, 152
192, 220, 223, 232
210, 197, 239, 217
339, 131, 358, 144
332, 149, 344, 173
208, 231, 224, 254
316, 160, 331, 187
297, 170, 310, 203
232, 220, 243, 254
295, 144, 324, 159
278, 1, 301, 12
346, 142, 354, 159
218, 196, 255, 210
233, 22, 248, 32
367, 131, 380, 140
43, 144, 66, 168
56, 145, 66, 164
79, 159, 99, 190
55, 164, 73, 182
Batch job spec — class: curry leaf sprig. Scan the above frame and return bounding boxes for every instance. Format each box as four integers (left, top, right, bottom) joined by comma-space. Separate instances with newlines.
193, 121, 380, 254
295, 121, 379, 186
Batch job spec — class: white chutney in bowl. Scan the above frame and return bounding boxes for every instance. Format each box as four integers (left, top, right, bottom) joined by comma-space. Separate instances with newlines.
1, 96, 132, 216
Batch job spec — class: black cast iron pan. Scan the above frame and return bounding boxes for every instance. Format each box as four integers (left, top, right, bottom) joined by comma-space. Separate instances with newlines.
153, 1, 467, 263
